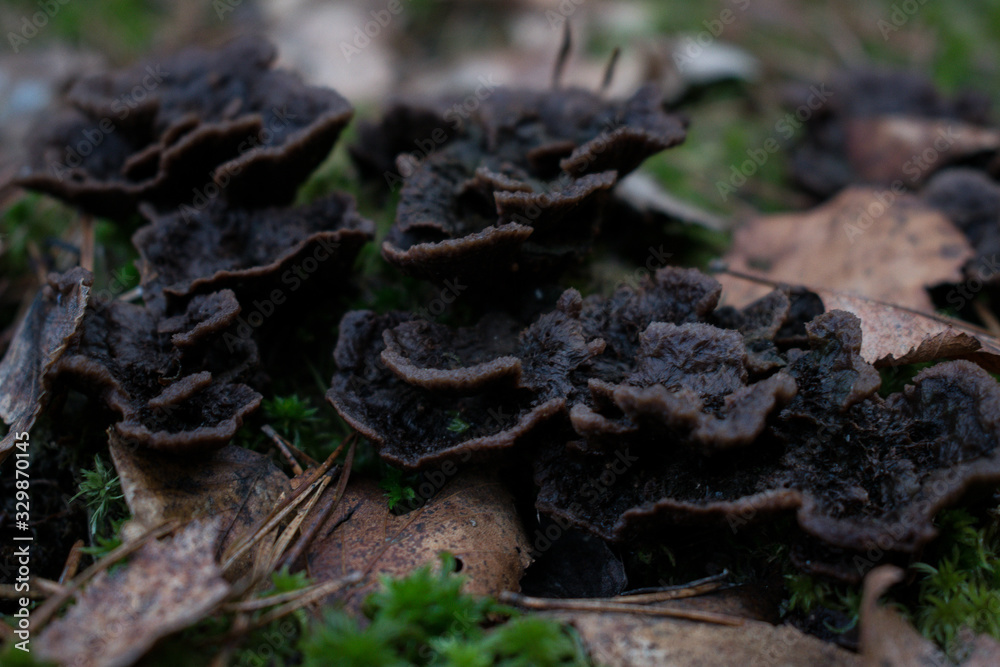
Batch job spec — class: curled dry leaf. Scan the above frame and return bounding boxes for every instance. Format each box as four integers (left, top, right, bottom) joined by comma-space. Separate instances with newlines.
857, 565, 1000, 666
721, 187, 974, 312
843, 117, 1000, 188
108, 433, 290, 571
720, 273, 1000, 373
36, 518, 230, 667
305, 473, 532, 613
133, 192, 375, 310
817, 289, 1000, 373
0, 268, 90, 465
551, 608, 858, 667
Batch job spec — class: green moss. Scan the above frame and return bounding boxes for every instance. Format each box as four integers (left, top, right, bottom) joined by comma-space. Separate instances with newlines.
380, 467, 419, 512
909, 508, 1000, 657
877, 362, 933, 398
7, 0, 160, 58
300, 554, 591, 667
783, 573, 861, 633
70, 455, 127, 539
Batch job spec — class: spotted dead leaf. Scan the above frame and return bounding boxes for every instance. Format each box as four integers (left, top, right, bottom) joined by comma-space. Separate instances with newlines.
0, 268, 90, 465
306, 472, 531, 612
859, 565, 1000, 667
109, 433, 290, 571
816, 289, 1000, 372
36, 518, 230, 667
551, 607, 859, 667
719, 274, 1000, 373
721, 187, 973, 311
845, 117, 1000, 188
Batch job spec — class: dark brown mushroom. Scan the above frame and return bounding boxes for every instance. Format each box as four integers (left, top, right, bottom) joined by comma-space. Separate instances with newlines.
378, 84, 686, 286
132, 192, 374, 312
327, 309, 566, 470
536, 309, 1000, 580
50, 290, 261, 453
16, 36, 353, 220
327, 268, 794, 468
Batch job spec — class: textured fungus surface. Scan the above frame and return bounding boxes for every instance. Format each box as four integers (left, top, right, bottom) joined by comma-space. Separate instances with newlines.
329, 269, 797, 467
330, 266, 1000, 570
133, 192, 374, 309
51, 290, 261, 453
376, 85, 687, 284
536, 310, 1000, 571
16, 36, 353, 219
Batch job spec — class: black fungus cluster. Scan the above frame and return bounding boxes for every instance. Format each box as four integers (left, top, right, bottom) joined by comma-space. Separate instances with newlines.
330, 267, 1000, 576
352, 84, 687, 285
8, 37, 374, 453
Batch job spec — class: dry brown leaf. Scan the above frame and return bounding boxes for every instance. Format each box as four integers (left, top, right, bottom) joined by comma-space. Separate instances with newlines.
859, 565, 1000, 666
306, 472, 531, 612
846, 117, 1000, 187
36, 518, 230, 667
858, 566, 942, 667
0, 269, 90, 464
109, 434, 290, 567
816, 289, 1000, 372
721, 187, 973, 311
719, 274, 1000, 373
552, 608, 859, 667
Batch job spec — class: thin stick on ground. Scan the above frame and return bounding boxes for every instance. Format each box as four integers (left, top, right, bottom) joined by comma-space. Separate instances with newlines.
261, 424, 305, 476
221, 434, 354, 574
617, 571, 729, 603
498, 591, 746, 627
58, 539, 85, 584
277, 439, 356, 572
79, 213, 95, 273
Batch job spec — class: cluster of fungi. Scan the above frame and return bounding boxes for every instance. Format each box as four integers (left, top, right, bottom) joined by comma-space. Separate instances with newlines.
5, 37, 1000, 584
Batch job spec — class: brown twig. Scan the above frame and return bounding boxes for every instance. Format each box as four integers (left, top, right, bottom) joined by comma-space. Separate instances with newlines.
617, 571, 729, 603
221, 434, 353, 574
261, 424, 304, 476
267, 473, 334, 569
600, 46, 621, 92
59, 539, 85, 584
552, 21, 572, 89
0, 583, 48, 600
277, 439, 356, 571
79, 213, 95, 273
974, 300, 1000, 338
498, 591, 745, 627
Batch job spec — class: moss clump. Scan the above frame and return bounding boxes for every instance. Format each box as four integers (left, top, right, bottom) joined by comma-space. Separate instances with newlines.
300, 554, 591, 667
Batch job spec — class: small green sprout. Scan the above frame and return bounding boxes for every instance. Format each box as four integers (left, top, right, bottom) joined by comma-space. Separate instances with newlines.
70, 456, 127, 538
